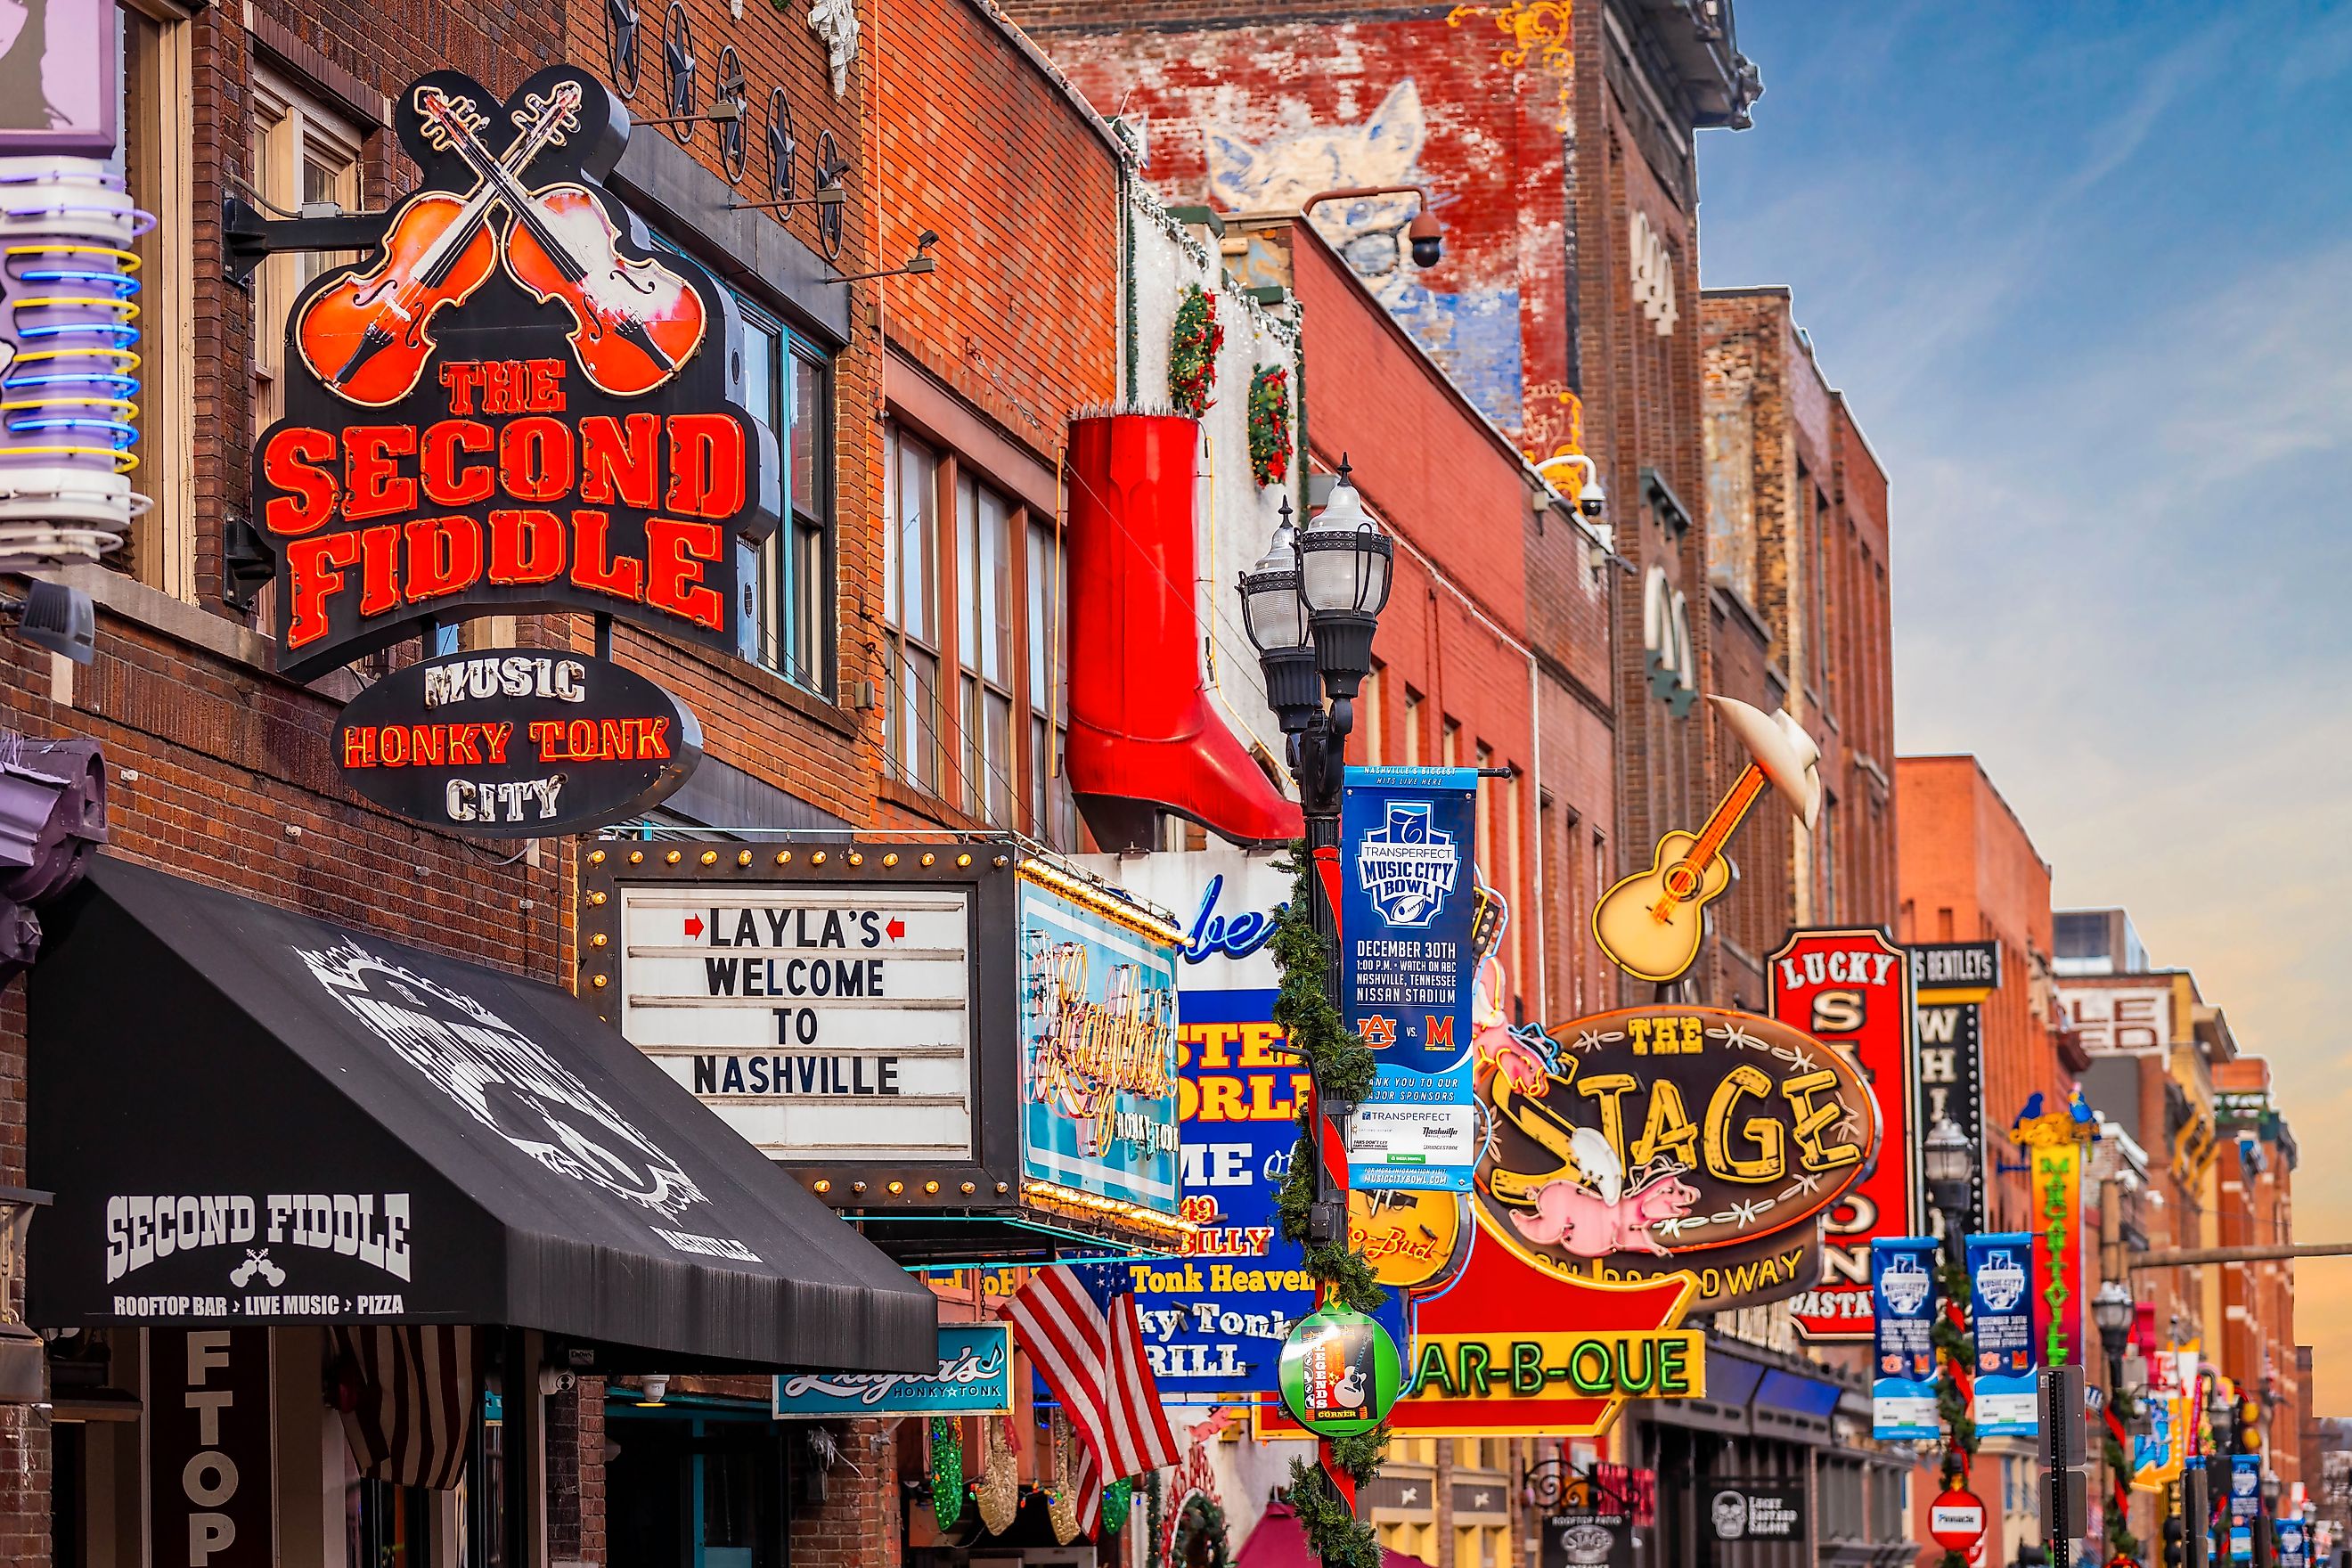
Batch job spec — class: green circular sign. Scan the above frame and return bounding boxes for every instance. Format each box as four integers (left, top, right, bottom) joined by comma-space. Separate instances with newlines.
1278, 1303, 1402, 1437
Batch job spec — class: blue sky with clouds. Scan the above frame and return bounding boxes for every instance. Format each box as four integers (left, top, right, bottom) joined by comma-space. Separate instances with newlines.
1697, 2, 2352, 1406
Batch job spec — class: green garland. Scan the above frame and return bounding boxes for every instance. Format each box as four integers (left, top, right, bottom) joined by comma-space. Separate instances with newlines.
929, 1417, 964, 1532
1266, 845, 1386, 1568
1169, 283, 1222, 419
1247, 365, 1292, 487
1931, 1258, 1978, 1568
2103, 1393, 2143, 1565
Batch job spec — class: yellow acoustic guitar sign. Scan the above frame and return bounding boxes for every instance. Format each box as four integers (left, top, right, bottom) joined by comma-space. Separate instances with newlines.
1592, 696, 1823, 984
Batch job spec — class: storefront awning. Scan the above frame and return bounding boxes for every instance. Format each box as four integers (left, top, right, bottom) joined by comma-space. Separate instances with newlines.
26, 857, 935, 1374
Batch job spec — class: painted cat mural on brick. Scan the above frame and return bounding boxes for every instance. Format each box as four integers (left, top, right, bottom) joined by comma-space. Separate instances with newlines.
1205, 78, 1523, 428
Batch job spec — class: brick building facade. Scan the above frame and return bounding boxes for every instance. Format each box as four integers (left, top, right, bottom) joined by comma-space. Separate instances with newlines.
20, 0, 1143, 1558
1896, 756, 2080, 1229
993, 0, 1769, 1004
2214, 1057, 2303, 1492
1704, 289, 1897, 940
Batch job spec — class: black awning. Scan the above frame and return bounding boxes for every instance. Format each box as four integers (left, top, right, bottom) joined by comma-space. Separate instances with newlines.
26, 856, 935, 1374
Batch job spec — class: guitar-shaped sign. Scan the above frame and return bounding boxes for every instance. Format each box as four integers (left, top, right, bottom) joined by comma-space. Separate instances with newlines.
1592, 695, 1822, 984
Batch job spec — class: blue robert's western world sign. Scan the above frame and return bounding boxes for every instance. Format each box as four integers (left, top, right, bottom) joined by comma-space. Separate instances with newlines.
1339, 766, 1480, 1194
1135, 984, 1317, 1401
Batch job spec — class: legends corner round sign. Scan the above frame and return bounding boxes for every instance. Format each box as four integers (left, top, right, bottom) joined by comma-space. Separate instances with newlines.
336, 649, 700, 837
1929, 1489, 1987, 1551
1278, 1303, 1401, 1437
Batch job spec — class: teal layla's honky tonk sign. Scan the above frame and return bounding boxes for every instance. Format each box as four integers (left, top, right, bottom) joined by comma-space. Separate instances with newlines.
772, 1323, 1012, 1417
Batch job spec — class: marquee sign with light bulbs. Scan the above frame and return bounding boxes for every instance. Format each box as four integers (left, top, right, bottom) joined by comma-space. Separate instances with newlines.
579, 839, 1188, 1257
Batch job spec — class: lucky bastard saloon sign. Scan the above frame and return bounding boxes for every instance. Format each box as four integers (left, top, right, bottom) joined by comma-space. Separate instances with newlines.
253, 66, 778, 682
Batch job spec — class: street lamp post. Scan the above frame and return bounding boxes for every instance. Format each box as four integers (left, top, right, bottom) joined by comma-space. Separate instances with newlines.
1923, 1115, 1978, 1267
2206, 1378, 2234, 1564
2095, 1282, 2137, 1565
1239, 463, 1393, 1549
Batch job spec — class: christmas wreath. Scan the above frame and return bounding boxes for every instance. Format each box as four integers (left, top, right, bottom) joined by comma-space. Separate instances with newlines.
1169, 1494, 1230, 1568
1169, 283, 1222, 419
1247, 364, 1292, 487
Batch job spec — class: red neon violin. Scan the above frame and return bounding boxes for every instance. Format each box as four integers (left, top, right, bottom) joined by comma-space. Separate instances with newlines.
293, 83, 584, 406
430, 90, 707, 398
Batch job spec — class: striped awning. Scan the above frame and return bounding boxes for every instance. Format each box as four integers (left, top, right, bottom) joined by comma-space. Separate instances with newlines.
329, 1325, 479, 1490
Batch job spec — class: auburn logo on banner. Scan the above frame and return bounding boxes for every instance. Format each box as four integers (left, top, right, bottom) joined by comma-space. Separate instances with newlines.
252, 65, 778, 680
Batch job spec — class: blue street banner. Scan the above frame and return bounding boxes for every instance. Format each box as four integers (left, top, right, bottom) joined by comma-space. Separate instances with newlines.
2229, 1453, 2260, 1560
2278, 1517, 2308, 1568
772, 1322, 1012, 1417
1966, 1232, 2040, 1436
1017, 870, 1182, 1214
1871, 1237, 1941, 1439
1339, 766, 1481, 1192
2230, 1455, 2261, 1530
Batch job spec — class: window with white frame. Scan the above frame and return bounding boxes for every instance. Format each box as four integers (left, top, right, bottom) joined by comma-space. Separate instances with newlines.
249, 70, 362, 435
881, 419, 1075, 846
883, 424, 943, 795
734, 298, 834, 694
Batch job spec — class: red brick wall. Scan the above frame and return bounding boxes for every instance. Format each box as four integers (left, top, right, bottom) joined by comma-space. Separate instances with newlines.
993, 8, 1570, 447
1000, 0, 1721, 1000
1273, 227, 1548, 1020
1896, 755, 2069, 1229
1287, 231, 1526, 624
876, 0, 1120, 461
791, 1419, 903, 1568
1701, 290, 1899, 937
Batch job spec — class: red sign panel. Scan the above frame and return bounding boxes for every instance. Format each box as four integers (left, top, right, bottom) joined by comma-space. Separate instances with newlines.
253, 67, 776, 680
1768, 928, 1922, 1340
1930, 1489, 1988, 1551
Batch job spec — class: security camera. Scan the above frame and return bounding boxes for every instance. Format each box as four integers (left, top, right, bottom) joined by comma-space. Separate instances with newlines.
1579, 478, 1606, 519
1408, 213, 1442, 268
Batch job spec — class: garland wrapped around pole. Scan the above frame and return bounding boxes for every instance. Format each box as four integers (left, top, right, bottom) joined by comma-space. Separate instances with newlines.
2103, 1394, 2143, 1566
1932, 1254, 1979, 1568
1268, 845, 1386, 1568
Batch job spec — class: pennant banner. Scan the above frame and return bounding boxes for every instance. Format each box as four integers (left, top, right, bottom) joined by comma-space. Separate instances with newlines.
1339, 766, 1482, 1193
1965, 1232, 2039, 1436
1871, 1237, 1941, 1440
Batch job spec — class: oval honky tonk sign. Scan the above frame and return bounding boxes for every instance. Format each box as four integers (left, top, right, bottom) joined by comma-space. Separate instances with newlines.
1477, 1005, 1880, 1273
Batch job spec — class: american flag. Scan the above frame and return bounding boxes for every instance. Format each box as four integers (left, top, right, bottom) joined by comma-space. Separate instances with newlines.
1002, 1261, 1180, 1535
